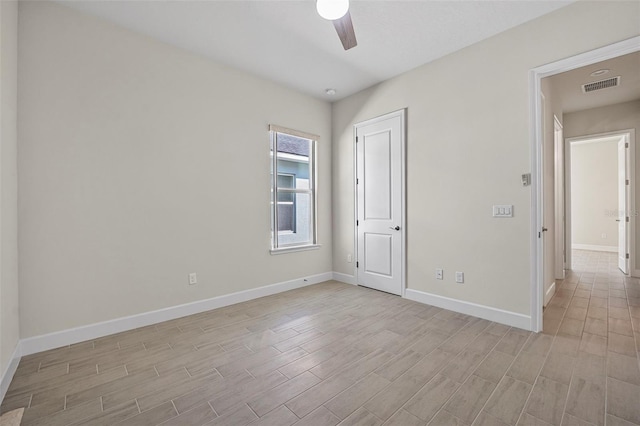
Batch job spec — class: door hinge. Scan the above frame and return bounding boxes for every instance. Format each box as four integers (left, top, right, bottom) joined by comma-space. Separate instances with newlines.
626, 253, 630, 259
626, 179, 630, 185
626, 142, 629, 148
356, 220, 359, 226
356, 136, 359, 143
356, 261, 359, 268
627, 216, 630, 222
356, 178, 359, 184
538, 231, 541, 238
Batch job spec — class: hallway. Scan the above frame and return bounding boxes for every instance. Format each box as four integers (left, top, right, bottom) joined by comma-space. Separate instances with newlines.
541, 250, 640, 425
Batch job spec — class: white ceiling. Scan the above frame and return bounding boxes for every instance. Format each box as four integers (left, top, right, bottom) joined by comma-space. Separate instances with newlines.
548, 52, 640, 114
58, 0, 574, 101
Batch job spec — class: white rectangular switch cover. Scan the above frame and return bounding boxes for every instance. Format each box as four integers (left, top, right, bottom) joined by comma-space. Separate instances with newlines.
493, 205, 513, 218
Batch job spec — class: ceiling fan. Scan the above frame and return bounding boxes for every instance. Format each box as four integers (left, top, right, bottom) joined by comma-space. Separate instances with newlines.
316, 0, 357, 50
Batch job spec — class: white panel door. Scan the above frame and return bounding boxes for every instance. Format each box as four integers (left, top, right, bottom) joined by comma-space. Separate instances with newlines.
356, 111, 404, 295
618, 137, 629, 274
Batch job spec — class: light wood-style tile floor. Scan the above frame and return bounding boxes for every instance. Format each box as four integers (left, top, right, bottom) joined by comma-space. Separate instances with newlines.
1, 250, 639, 425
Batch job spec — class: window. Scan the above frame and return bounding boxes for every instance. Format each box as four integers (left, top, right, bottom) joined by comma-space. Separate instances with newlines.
270, 125, 318, 252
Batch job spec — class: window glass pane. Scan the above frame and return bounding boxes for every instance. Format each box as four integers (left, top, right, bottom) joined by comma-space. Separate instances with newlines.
277, 191, 294, 203
277, 174, 294, 189
277, 192, 313, 246
278, 202, 295, 233
276, 134, 311, 191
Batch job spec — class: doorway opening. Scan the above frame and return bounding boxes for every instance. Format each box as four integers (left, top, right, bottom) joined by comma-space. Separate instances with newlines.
566, 131, 634, 275
529, 36, 640, 332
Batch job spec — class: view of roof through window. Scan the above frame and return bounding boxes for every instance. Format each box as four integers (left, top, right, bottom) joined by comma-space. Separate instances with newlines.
276, 133, 310, 158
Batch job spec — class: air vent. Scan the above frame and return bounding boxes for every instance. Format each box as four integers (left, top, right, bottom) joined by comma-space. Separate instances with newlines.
582, 76, 620, 93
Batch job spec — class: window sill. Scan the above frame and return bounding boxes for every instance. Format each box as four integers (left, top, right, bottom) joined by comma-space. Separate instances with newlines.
270, 244, 322, 255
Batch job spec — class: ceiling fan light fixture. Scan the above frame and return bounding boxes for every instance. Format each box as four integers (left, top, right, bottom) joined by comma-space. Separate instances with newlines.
316, 0, 349, 21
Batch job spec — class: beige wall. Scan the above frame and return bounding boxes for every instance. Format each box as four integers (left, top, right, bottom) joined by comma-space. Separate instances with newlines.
0, 0, 19, 376
570, 140, 618, 248
11, 0, 640, 342
18, 2, 332, 338
564, 100, 640, 267
332, 1, 640, 315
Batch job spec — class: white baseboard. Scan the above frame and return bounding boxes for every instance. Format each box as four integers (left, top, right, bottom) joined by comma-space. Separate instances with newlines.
332, 272, 357, 285
572, 244, 617, 253
0, 343, 21, 404
3, 274, 531, 400
404, 288, 531, 330
20, 272, 333, 357
544, 281, 556, 307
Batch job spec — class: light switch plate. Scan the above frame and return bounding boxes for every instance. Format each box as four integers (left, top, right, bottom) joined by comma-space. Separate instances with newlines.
493, 205, 513, 218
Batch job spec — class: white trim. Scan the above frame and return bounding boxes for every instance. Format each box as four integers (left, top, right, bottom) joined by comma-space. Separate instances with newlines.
404, 289, 531, 330
529, 36, 640, 333
268, 124, 320, 141
572, 244, 617, 253
270, 244, 322, 255
571, 135, 622, 146
352, 121, 358, 289
332, 272, 357, 285
529, 37, 640, 78
627, 131, 636, 277
553, 116, 565, 281
565, 136, 573, 271
544, 281, 556, 307
20, 272, 332, 356
0, 343, 21, 404
530, 79, 543, 332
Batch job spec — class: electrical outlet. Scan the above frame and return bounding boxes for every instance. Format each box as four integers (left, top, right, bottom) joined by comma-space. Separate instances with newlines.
188, 273, 197, 285
435, 268, 443, 280
455, 272, 464, 283
347, 253, 352, 263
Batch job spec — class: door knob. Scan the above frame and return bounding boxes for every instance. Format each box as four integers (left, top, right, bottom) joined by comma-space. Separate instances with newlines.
390, 226, 400, 231
541, 227, 548, 232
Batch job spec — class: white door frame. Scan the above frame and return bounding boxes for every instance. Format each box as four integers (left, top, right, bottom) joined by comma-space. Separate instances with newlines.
529, 35, 640, 332
553, 115, 565, 281
565, 130, 636, 273
353, 109, 407, 297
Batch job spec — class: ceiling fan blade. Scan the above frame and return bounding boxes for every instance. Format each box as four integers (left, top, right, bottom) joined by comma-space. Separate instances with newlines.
333, 11, 357, 50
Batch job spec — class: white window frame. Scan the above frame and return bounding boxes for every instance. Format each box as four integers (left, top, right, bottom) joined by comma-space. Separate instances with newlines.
269, 125, 320, 254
